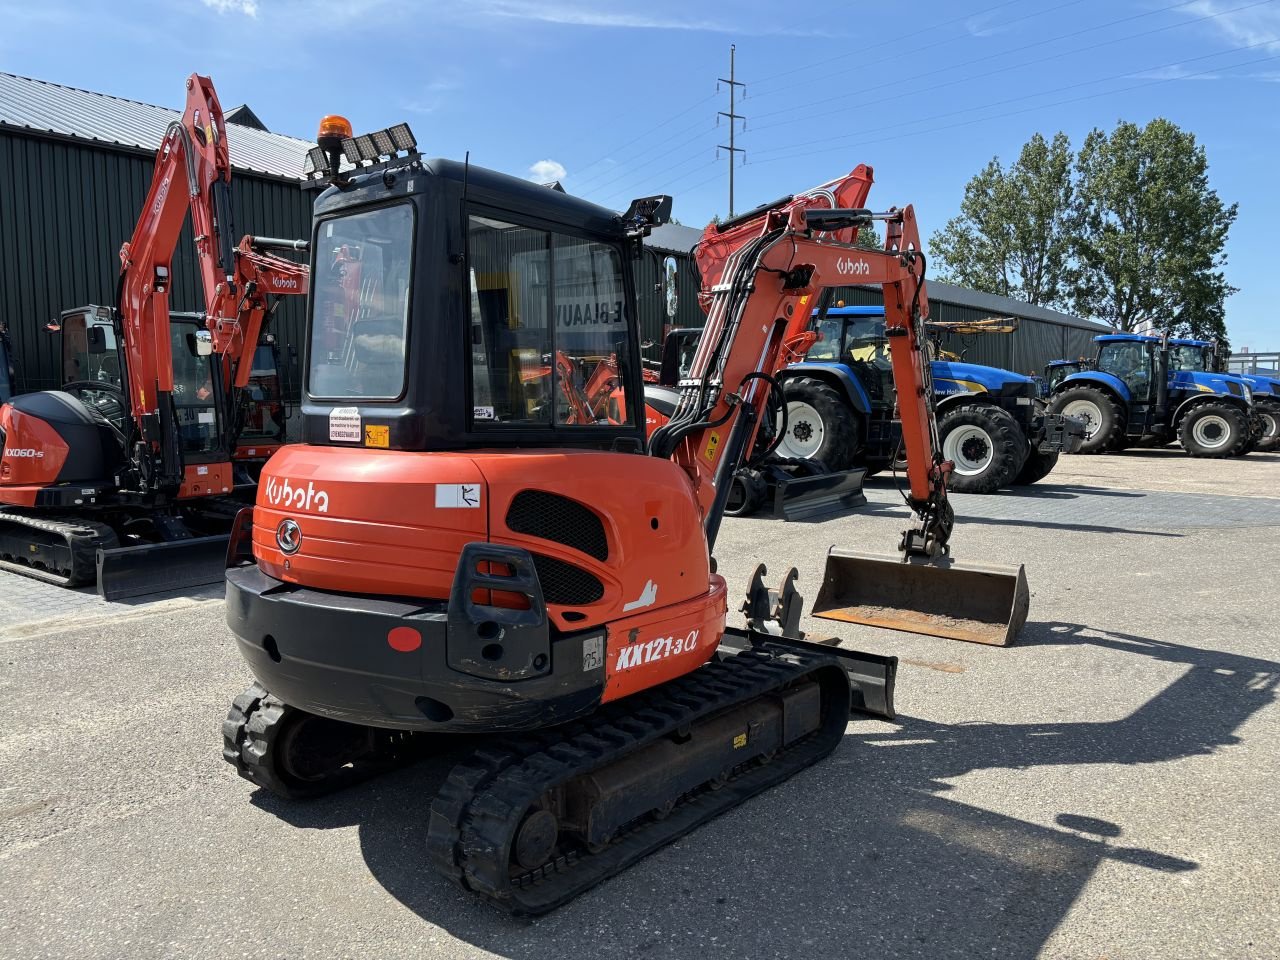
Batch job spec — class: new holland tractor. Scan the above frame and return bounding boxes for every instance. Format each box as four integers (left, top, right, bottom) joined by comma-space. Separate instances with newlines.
773, 306, 1081, 493
1046, 333, 1257, 457
1204, 340, 1280, 453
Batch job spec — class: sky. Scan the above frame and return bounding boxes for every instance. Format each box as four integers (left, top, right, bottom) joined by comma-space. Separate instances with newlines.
0, 0, 1277, 348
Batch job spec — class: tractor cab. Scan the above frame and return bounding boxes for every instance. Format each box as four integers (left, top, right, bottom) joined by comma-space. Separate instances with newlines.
1043, 359, 1093, 394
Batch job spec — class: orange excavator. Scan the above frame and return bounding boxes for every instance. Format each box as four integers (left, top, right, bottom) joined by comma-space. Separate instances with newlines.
0, 75, 308, 598
222, 121, 1028, 913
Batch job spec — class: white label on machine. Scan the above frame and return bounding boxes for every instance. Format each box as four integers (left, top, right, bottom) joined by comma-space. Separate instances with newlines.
329, 407, 361, 442
582, 634, 604, 672
435, 484, 481, 509
198, 410, 216, 424
473, 406, 495, 421
197, 465, 209, 476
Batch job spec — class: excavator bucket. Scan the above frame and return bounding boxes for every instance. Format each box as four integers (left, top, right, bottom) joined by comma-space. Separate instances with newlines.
95, 535, 231, 601
812, 548, 1030, 646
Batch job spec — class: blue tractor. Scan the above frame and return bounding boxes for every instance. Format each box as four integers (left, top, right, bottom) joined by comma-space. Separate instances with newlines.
773, 306, 1080, 493
1045, 333, 1257, 457
1192, 338, 1280, 453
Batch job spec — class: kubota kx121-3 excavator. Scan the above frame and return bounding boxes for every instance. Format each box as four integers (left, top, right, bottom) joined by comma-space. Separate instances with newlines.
0, 75, 308, 599
221, 122, 1030, 913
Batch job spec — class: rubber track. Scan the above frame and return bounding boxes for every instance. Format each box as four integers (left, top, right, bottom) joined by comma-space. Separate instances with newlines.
0, 510, 119, 587
426, 643, 850, 915
223, 682, 433, 800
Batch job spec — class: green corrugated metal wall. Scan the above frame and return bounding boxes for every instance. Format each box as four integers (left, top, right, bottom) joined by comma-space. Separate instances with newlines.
0, 128, 311, 393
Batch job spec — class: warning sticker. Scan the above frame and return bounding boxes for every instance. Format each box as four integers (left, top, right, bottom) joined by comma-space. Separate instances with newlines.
435, 483, 481, 509
703, 431, 721, 462
473, 406, 496, 421
329, 407, 361, 442
364, 424, 389, 448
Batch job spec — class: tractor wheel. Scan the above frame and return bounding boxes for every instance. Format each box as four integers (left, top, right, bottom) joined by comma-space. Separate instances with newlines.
1256, 401, 1280, 453
1177, 402, 1249, 458
938, 404, 1029, 494
1013, 447, 1059, 485
775, 378, 860, 470
1049, 386, 1125, 454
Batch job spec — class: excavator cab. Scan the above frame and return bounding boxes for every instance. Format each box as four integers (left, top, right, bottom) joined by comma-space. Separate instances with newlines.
300, 157, 650, 455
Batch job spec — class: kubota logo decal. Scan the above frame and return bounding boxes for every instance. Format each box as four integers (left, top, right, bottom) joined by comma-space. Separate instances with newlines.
836, 256, 871, 277
270, 276, 299, 290
264, 476, 330, 513
6, 449, 44, 458
615, 628, 699, 671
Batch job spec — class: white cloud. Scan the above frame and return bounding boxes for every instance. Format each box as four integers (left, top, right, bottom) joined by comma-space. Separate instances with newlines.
529, 159, 567, 183
202, 0, 259, 15
1182, 0, 1280, 52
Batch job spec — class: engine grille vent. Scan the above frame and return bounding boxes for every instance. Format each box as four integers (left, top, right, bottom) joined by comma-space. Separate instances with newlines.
531, 553, 605, 605
506, 490, 608, 561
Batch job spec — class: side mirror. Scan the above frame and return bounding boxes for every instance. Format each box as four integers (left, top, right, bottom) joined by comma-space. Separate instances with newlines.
187, 330, 214, 357
86, 326, 108, 354
663, 256, 679, 320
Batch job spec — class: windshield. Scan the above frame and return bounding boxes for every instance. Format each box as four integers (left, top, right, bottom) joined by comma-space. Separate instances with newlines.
805, 317, 844, 361
844, 316, 891, 367
1170, 345, 1209, 372
468, 214, 633, 427
308, 203, 414, 400
239, 344, 284, 443
169, 323, 220, 455
1097, 342, 1153, 396
62, 313, 122, 387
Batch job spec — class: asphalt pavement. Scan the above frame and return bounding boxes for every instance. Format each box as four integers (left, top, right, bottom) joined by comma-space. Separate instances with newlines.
1, 448, 1277, 960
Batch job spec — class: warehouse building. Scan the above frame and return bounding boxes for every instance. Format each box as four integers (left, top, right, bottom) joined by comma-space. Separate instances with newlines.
0, 72, 313, 394
641, 223, 1112, 376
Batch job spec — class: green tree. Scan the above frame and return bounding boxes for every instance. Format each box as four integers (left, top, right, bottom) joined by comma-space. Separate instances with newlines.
1070, 119, 1237, 343
855, 224, 883, 250
928, 132, 1075, 306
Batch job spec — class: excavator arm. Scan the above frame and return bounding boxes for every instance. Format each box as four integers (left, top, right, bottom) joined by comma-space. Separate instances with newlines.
115, 73, 308, 490
650, 165, 951, 556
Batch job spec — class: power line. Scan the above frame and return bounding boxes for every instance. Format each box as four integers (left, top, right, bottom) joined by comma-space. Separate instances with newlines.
717, 44, 746, 217
575, 0, 1075, 201
564, 90, 718, 184
749, 45, 1280, 168
747, 0, 1032, 91
748, 0, 1270, 126
745, 0, 1277, 139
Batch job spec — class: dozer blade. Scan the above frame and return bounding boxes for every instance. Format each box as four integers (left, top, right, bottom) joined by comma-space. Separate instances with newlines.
768, 467, 867, 521
718, 625, 896, 719
95, 534, 231, 601
812, 548, 1030, 646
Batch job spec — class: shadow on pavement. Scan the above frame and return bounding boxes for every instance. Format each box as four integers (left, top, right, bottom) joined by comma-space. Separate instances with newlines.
251, 625, 1276, 959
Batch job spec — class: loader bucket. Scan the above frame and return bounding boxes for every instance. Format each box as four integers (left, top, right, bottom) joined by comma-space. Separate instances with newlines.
768, 467, 867, 521
95, 534, 231, 601
812, 549, 1030, 646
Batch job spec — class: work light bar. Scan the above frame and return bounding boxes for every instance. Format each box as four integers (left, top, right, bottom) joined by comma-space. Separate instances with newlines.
304, 122, 419, 179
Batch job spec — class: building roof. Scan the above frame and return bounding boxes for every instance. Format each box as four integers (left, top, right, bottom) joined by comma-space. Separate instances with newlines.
0, 72, 312, 180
